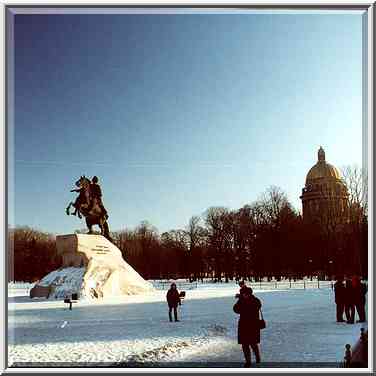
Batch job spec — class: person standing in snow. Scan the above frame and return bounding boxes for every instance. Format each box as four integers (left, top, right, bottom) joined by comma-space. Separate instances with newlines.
166, 283, 181, 322
344, 278, 355, 324
334, 276, 346, 322
351, 276, 367, 323
233, 287, 262, 367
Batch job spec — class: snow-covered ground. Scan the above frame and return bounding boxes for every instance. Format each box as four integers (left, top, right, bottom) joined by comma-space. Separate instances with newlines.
8, 282, 368, 368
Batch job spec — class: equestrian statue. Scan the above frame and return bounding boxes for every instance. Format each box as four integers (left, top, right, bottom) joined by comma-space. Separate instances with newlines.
66, 175, 111, 240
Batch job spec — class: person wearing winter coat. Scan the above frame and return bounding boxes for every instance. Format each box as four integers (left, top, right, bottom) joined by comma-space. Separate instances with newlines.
334, 277, 346, 322
352, 276, 367, 323
166, 283, 181, 322
344, 279, 355, 324
233, 287, 262, 367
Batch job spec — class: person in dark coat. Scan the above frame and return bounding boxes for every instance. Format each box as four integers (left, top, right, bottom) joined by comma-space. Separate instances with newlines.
166, 283, 181, 322
344, 278, 355, 324
352, 276, 367, 323
233, 287, 262, 367
334, 276, 346, 322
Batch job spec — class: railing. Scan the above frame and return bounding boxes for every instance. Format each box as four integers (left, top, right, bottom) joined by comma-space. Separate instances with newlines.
150, 279, 333, 291
152, 280, 198, 291
9, 279, 334, 294
8, 282, 35, 295
249, 279, 333, 290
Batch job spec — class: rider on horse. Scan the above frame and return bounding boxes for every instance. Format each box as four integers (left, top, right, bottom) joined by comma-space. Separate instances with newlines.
66, 175, 111, 240
89, 176, 109, 219
68, 176, 108, 220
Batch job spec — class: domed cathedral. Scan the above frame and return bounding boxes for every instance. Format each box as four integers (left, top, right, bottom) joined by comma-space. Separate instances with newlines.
300, 147, 349, 226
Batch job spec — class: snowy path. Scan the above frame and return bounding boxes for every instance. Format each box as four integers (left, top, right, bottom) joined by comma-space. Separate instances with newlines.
8, 285, 367, 367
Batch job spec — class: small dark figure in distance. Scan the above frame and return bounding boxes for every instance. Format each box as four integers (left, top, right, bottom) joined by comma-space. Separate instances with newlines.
352, 276, 367, 323
344, 278, 355, 324
166, 282, 181, 322
334, 276, 346, 322
233, 287, 262, 367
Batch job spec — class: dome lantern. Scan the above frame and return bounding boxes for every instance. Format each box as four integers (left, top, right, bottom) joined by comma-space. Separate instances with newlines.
318, 146, 325, 162
305, 147, 341, 184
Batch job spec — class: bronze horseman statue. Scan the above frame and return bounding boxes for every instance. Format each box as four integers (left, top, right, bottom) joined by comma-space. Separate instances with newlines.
66, 175, 111, 240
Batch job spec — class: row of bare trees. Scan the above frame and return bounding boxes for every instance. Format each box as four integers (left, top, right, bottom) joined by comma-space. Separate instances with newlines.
8, 166, 367, 282
109, 165, 367, 281
8, 227, 59, 282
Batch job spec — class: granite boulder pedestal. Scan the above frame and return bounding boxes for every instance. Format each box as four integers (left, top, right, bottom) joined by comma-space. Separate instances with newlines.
30, 234, 154, 300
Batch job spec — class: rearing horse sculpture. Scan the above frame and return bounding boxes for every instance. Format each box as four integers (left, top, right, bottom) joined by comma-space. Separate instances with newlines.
66, 176, 111, 240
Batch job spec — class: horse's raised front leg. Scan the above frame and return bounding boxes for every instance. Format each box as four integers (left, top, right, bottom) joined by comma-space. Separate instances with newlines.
66, 202, 72, 215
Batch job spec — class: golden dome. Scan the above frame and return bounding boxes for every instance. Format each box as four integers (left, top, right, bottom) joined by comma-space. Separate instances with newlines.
305, 147, 341, 184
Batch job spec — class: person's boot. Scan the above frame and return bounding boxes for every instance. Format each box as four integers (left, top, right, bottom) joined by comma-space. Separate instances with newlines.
243, 345, 251, 367
253, 346, 261, 363
169, 313, 172, 322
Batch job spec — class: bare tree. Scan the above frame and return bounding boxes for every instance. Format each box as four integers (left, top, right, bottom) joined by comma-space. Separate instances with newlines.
204, 207, 233, 281
10, 226, 58, 282
186, 216, 208, 280
341, 165, 368, 218
160, 229, 189, 278
341, 165, 368, 275
260, 186, 290, 231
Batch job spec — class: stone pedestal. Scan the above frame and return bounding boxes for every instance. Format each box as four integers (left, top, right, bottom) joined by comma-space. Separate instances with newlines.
30, 234, 154, 299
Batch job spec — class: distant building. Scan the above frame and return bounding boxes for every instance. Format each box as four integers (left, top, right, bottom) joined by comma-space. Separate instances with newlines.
300, 147, 349, 226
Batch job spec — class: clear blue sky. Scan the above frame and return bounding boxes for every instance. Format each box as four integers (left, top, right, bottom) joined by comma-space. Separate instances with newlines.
10, 11, 364, 234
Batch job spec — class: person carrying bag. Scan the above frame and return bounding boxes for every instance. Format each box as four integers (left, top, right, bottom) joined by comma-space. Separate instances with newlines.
233, 287, 264, 367
259, 308, 266, 329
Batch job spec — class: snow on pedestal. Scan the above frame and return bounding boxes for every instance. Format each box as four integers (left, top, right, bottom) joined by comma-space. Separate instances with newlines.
30, 234, 155, 300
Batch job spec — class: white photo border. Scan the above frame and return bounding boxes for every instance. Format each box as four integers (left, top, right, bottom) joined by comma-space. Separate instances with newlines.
1, 1, 374, 374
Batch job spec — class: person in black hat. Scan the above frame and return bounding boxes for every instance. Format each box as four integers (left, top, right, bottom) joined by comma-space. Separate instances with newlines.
236, 280, 248, 299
